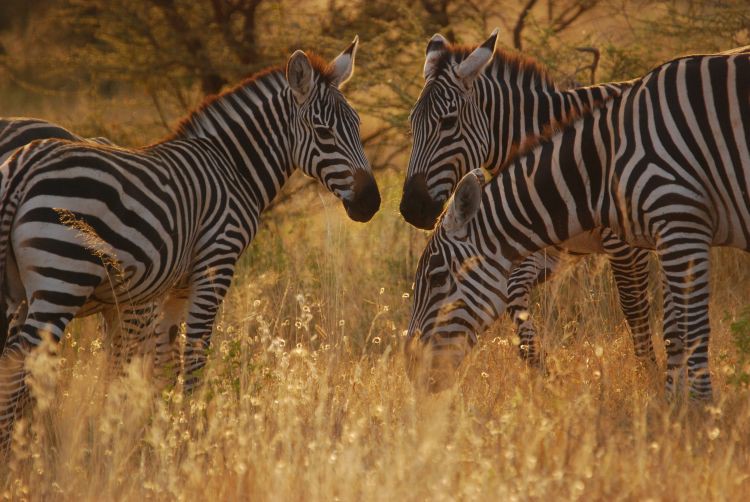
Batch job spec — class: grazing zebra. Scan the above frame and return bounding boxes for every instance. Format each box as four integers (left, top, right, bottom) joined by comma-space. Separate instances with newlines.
406, 50, 750, 401
0, 37, 379, 450
400, 30, 655, 366
0, 118, 161, 373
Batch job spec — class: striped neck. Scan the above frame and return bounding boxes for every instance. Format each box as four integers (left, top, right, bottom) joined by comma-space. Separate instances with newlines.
478, 59, 627, 173
477, 100, 614, 263
172, 69, 296, 209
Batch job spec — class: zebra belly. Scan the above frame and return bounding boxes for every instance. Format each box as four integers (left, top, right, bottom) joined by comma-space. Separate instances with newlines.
557, 230, 605, 254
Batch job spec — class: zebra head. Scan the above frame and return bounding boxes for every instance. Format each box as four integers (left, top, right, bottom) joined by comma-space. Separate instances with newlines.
400, 29, 499, 230
287, 37, 380, 222
405, 169, 507, 391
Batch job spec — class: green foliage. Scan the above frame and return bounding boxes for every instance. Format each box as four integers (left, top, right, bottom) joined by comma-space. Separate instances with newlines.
729, 307, 750, 389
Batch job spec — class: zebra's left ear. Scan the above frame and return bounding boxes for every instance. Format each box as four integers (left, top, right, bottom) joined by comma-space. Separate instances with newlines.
424, 33, 449, 80
443, 169, 485, 234
456, 28, 499, 91
287, 50, 316, 104
329, 35, 359, 88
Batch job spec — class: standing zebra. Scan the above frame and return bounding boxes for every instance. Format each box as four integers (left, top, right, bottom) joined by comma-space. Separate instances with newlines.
400, 30, 655, 367
406, 51, 750, 400
0, 37, 379, 450
0, 119, 160, 370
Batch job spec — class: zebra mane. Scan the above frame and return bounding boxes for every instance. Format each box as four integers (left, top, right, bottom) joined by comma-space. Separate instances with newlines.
169, 52, 336, 141
496, 105, 590, 174
432, 43, 556, 89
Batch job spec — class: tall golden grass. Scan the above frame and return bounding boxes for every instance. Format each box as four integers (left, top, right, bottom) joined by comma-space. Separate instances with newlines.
1, 175, 749, 500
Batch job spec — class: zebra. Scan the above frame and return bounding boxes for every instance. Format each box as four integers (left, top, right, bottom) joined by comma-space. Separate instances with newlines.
0, 36, 379, 450
400, 30, 655, 367
0, 119, 161, 371
0, 118, 113, 165
405, 50, 750, 401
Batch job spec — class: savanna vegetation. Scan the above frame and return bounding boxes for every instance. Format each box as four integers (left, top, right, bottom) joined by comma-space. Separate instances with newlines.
1, 0, 750, 499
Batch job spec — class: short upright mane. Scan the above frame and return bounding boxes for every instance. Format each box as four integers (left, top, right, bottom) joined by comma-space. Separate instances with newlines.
433, 43, 556, 88
167, 52, 335, 142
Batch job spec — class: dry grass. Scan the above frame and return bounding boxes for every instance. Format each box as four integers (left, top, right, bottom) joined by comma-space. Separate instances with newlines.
1, 179, 749, 501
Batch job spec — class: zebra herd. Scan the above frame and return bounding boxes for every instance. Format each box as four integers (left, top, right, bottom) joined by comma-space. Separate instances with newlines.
0, 32, 748, 452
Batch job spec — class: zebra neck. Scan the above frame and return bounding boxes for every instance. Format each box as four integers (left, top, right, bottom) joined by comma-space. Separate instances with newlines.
480, 108, 611, 263
174, 72, 296, 210
483, 79, 624, 173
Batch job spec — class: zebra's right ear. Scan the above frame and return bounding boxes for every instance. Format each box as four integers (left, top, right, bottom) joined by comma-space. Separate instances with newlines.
442, 169, 484, 234
424, 33, 448, 80
456, 28, 499, 91
287, 50, 315, 104
329, 35, 358, 88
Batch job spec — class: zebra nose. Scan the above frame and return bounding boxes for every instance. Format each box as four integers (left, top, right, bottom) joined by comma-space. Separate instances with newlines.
400, 174, 444, 230
345, 170, 380, 222
403, 334, 460, 393
403, 333, 423, 384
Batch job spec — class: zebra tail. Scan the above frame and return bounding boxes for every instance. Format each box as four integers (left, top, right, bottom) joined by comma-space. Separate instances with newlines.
0, 297, 6, 354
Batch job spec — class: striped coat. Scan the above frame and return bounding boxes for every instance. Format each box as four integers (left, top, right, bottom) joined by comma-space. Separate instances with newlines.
407, 51, 750, 400
0, 38, 378, 451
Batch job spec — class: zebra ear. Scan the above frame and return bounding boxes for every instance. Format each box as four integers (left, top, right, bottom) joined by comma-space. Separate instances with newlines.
287, 50, 315, 104
443, 169, 484, 234
456, 28, 499, 91
424, 33, 449, 79
329, 35, 358, 88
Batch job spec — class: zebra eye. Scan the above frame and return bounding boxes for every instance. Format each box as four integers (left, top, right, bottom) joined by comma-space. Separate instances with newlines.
440, 115, 458, 131
428, 270, 448, 289
315, 126, 334, 140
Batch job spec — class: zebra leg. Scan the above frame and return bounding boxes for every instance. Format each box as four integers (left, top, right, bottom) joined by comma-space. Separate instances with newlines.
0, 301, 86, 454
507, 251, 562, 367
600, 230, 656, 362
0, 238, 104, 451
657, 235, 712, 401
0, 341, 31, 455
152, 292, 189, 390
660, 271, 685, 392
2, 301, 27, 357
182, 267, 235, 393
122, 302, 160, 364
101, 302, 158, 378
1, 251, 28, 356
101, 305, 129, 376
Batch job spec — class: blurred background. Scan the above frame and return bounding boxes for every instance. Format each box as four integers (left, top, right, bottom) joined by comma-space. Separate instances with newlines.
2, 0, 748, 153
1, 0, 749, 359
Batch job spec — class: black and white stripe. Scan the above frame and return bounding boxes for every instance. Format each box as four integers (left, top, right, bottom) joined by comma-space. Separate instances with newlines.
400, 30, 653, 366
0, 118, 111, 164
0, 118, 161, 372
407, 51, 750, 401
0, 38, 379, 450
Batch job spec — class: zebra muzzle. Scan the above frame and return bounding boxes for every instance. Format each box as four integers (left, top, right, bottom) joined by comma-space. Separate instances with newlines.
400, 173, 445, 230
344, 171, 380, 222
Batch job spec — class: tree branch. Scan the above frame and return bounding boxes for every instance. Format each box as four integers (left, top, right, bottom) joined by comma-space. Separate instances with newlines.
575, 46, 600, 84
513, 0, 538, 51
149, 0, 227, 94
550, 1, 599, 34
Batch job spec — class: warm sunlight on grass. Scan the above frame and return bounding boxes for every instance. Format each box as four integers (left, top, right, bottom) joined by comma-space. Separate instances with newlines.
2, 1, 750, 496
2, 190, 749, 500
